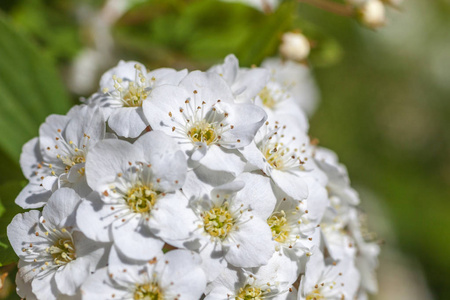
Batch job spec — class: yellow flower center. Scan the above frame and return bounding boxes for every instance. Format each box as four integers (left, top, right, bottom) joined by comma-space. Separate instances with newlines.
267, 211, 290, 243
133, 283, 163, 300
259, 87, 276, 109
306, 289, 324, 300
123, 82, 149, 107
61, 154, 86, 173
188, 120, 217, 145
49, 238, 76, 265
236, 285, 264, 300
263, 143, 286, 169
203, 206, 234, 239
126, 184, 158, 214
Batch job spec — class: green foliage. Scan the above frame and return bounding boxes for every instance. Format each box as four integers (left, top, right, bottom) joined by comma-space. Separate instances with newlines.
0, 14, 72, 162
0, 181, 26, 267
114, 0, 342, 68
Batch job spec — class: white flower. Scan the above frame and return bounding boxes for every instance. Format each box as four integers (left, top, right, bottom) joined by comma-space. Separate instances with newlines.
268, 178, 328, 258
349, 209, 380, 294
143, 70, 267, 176
208, 54, 270, 103
241, 116, 327, 200
77, 130, 191, 260
81, 248, 206, 300
7, 188, 107, 300
279, 32, 311, 62
205, 253, 298, 300
314, 147, 360, 206
87, 60, 187, 138
173, 176, 275, 282
261, 57, 319, 116
319, 198, 357, 260
16, 105, 106, 209
254, 80, 309, 132
298, 248, 360, 300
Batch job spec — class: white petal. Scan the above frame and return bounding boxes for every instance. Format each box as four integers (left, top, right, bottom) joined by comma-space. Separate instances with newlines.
234, 67, 270, 103
7, 210, 41, 260
64, 105, 105, 145
15, 183, 51, 209
234, 172, 276, 219
55, 257, 90, 295
85, 139, 143, 191
303, 247, 325, 292
20, 137, 41, 180
108, 107, 148, 138
159, 250, 206, 299
199, 145, 245, 176
42, 188, 81, 228
81, 267, 130, 300
179, 71, 234, 105
134, 130, 187, 191
148, 192, 197, 241
271, 169, 308, 200
224, 217, 274, 268
197, 242, 227, 282
76, 198, 112, 242
112, 218, 164, 260
15, 272, 38, 300
144, 85, 192, 133
208, 54, 238, 86
31, 272, 57, 300
221, 103, 267, 148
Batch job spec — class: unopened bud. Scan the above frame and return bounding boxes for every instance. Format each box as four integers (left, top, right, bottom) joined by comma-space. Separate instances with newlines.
279, 32, 310, 62
358, 0, 386, 29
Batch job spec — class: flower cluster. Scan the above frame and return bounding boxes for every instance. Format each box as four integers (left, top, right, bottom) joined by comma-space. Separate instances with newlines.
8, 54, 379, 300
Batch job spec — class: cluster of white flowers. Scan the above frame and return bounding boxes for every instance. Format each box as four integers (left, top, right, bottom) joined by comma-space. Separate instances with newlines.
8, 54, 379, 300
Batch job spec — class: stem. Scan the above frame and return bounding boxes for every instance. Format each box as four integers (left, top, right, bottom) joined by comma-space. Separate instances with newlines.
298, 0, 355, 17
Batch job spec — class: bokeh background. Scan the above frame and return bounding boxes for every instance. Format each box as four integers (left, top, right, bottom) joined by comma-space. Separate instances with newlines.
0, 0, 448, 299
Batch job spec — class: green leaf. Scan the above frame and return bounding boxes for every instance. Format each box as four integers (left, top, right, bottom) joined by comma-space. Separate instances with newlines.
0, 14, 71, 163
0, 180, 26, 266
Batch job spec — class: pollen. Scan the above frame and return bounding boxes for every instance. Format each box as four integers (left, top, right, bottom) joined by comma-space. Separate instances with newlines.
258, 86, 277, 109
126, 184, 158, 214
236, 285, 263, 300
133, 282, 163, 300
306, 289, 324, 300
188, 120, 217, 145
203, 205, 234, 239
267, 211, 290, 243
122, 82, 149, 107
49, 238, 76, 266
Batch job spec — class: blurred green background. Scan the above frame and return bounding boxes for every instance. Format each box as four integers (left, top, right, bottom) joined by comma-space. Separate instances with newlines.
0, 0, 449, 299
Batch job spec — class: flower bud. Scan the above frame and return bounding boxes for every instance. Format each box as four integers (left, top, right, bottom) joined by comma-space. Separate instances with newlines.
279, 32, 310, 62
358, 0, 386, 29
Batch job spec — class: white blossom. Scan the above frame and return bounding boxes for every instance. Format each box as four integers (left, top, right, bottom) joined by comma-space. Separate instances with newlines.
81, 248, 206, 300
7, 188, 107, 300
77, 130, 191, 260
171, 176, 275, 282
261, 57, 319, 116
16, 105, 106, 209
87, 60, 187, 138
8, 53, 379, 300
208, 54, 270, 103
241, 116, 327, 201
205, 253, 297, 300
143, 70, 267, 176
298, 248, 360, 300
